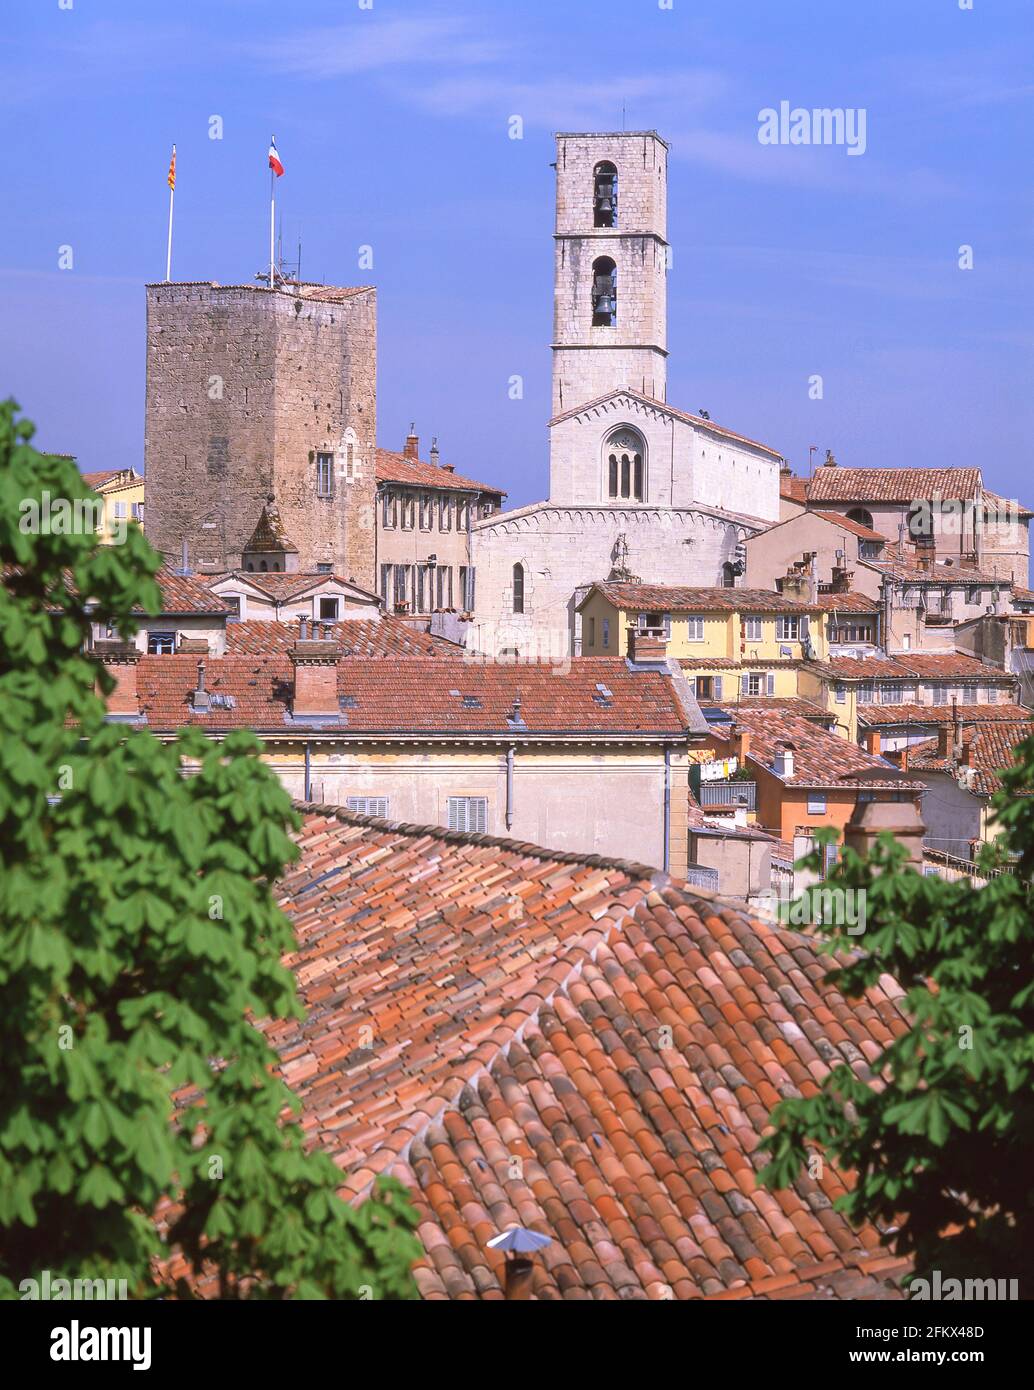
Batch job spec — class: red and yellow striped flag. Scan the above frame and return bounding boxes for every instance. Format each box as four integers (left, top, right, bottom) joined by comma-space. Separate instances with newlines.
167, 145, 176, 191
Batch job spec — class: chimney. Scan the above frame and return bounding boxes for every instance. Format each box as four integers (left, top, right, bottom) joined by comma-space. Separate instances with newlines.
403, 423, 419, 459
823, 449, 837, 467
729, 722, 751, 764
191, 658, 210, 712
503, 1258, 534, 1301
773, 741, 795, 777
844, 791, 926, 868
94, 640, 141, 717
959, 733, 975, 768
936, 723, 955, 761
627, 628, 668, 665
290, 624, 341, 718
830, 565, 853, 594
780, 567, 813, 604
429, 436, 440, 468
863, 728, 881, 757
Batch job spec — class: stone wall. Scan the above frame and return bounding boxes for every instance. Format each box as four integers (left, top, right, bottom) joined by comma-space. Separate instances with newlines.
548, 392, 781, 519
144, 282, 376, 588
552, 132, 669, 416
469, 502, 757, 660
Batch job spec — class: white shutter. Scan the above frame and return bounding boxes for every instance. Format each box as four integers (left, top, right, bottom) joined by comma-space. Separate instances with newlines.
346, 796, 390, 817
448, 797, 488, 833
767, 672, 775, 695
740, 674, 749, 695
714, 676, 723, 700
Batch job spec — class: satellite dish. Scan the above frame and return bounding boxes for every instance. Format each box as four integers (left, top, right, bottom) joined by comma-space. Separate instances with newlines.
486, 1226, 553, 1254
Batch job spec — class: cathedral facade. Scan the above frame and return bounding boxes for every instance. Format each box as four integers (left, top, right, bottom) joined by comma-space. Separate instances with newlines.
470, 131, 783, 661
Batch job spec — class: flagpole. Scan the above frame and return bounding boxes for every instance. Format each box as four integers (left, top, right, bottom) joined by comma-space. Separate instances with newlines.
269, 161, 275, 288
166, 145, 176, 282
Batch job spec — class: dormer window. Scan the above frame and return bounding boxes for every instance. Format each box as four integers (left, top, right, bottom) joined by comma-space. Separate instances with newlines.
593, 161, 617, 227
591, 257, 617, 326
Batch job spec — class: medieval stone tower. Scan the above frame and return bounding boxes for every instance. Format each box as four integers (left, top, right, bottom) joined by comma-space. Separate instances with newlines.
144, 281, 376, 586
551, 131, 669, 417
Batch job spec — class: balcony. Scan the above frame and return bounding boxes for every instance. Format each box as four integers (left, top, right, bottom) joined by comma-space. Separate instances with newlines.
684, 863, 720, 891
698, 780, 757, 812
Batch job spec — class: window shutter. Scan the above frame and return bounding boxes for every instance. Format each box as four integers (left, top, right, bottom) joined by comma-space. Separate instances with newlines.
663, 614, 671, 638
767, 672, 775, 695
346, 797, 389, 818
714, 676, 722, 700
740, 674, 749, 695
800, 615, 810, 641
448, 797, 488, 833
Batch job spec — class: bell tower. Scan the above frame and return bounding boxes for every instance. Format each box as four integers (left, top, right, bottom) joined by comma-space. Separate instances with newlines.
551, 131, 669, 417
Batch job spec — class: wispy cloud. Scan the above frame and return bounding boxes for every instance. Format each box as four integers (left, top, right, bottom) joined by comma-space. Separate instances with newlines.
245, 15, 512, 79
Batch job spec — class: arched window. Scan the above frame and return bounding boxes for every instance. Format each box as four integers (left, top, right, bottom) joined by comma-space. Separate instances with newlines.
259, 560, 268, 572
847, 507, 874, 531
512, 563, 525, 614
592, 256, 616, 327
593, 161, 617, 227
604, 429, 645, 502
722, 562, 737, 588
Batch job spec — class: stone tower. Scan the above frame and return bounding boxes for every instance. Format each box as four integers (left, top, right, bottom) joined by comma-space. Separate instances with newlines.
144, 281, 376, 586
551, 132, 669, 417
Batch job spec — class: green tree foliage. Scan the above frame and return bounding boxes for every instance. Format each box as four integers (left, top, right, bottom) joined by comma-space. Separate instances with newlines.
0, 402, 420, 1298
759, 750, 1034, 1288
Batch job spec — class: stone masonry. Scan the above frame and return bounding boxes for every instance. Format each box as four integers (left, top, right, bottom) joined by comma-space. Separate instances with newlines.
144, 281, 377, 587
552, 132, 669, 416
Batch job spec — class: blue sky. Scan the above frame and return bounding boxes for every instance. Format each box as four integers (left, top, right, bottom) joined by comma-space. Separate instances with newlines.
2, 0, 1032, 508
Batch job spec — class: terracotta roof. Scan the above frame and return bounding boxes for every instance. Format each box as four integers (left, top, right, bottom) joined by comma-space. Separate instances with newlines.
810, 653, 1014, 682
735, 696, 838, 724
585, 584, 814, 614
80, 468, 135, 490
223, 618, 462, 659
892, 653, 1012, 680
150, 567, 230, 616
779, 473, 808, 505
714, 706, 924, 790
982, 490, 1034, 519
129, 655, 691, 737
375, 448, 505, 497
863, 556, 1009, 586
681, 659, 803, 672
213, 571, 377, 604
907, 721, 1034, 796
549, 388, 784, 461
807, 467, 982, 504
811, 592, 882, 613
267, 807, 911, 1299
243, 499, 298, 555
859, 703, 1032, 727
1011, 587, 1034, 605
808, 510, 886, 542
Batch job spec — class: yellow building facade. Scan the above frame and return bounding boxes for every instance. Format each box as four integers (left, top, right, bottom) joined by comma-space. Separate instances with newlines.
577, 583, 827, 705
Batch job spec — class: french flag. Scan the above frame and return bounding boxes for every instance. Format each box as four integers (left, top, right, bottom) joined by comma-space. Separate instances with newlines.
268, 136, 284, 177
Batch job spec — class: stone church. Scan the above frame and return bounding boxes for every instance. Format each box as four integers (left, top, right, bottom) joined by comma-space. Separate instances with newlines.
469, 131, 783, 661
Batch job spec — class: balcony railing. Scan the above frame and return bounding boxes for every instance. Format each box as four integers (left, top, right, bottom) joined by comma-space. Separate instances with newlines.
698, 780, 757, 811
684, 863, 720, 891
